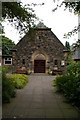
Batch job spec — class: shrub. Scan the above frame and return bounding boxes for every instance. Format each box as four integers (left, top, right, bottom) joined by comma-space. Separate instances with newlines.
54, 62, 80, 108
8, 74, 28, 89
2, 68, 16, 103
2, 68, 28, 103
66, 62, 80, 77
54, 75, 70, 92
2, 66, 12, 73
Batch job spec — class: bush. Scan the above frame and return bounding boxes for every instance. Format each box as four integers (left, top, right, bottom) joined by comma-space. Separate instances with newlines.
8, 74, 28, 89
66, 62, 80, 77
2, 68, 28, 103
54, 62, 80, 108
54, 75, 69, 92
2, 66, 12, 73
2, 68, 16, 103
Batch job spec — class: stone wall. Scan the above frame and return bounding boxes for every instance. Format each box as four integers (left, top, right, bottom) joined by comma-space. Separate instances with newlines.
12, 28, 67, 73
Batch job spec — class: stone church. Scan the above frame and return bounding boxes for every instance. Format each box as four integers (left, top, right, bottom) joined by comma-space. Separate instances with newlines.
12, 24, 67, 74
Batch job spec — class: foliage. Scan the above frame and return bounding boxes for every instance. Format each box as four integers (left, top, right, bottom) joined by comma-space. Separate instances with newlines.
2, 35, 15, 56
66, 62, 80, 76
54, 62, 80, 108
63, 2, 80, 38
52, 1, 80, 38
2, 66, 12, 73
8, 74, 28, 89
54, 75, 69, 92
65, 41, 70, 51
64, 1, 80, 14
2, 67, 16, 103
2, 2, 37, 34
67, 52, 74, 65
63, 26, 78, 39
52, 1, 80, 14
72, 39, 80, 50
2, 67, 28, 103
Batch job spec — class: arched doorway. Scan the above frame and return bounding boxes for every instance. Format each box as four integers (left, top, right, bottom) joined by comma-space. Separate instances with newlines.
34, 54, 46, 73
32, 50, 49, 73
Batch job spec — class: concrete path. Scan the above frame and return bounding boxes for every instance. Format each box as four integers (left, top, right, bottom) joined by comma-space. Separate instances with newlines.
2, 75, 80, 118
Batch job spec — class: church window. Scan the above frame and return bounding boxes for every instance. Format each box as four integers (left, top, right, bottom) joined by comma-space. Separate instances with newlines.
22, 59, 25, 65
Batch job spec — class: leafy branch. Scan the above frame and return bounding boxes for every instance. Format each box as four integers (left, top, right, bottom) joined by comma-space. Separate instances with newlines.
2, 2, 38, 34
63, 24, 80, 39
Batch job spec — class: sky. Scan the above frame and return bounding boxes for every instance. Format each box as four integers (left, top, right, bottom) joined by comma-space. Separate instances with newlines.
3, 0, 78, 45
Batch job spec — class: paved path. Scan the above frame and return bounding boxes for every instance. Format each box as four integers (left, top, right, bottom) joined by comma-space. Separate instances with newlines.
2, 75, 80, 118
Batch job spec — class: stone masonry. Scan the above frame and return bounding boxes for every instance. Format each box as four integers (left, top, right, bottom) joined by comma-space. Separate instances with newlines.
12, 27, 67, 73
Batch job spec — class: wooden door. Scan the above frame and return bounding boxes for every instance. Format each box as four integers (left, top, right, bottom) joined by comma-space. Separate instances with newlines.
34, 60, 45, 73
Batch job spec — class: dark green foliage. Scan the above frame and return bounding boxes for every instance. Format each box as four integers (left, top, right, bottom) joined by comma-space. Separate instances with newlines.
2, 68, 28, 103
54, 75, 69, 92
64, 2, 80, 14
72, 39, 80, 50
2, 2, 37, 34
63, 2, 80, 38
2, 36, 15, 56
54, 62, 80, 108
52, 1, 80, 14
8, 74, 28, 89
2, 66, 12, 73
2, 68, 16, 103
66, 62, 80, 76
65, 41, 70, 51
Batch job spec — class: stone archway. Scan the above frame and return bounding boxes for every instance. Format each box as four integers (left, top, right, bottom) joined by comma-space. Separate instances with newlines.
32, 50, 49, 73
34, 54, 46, 73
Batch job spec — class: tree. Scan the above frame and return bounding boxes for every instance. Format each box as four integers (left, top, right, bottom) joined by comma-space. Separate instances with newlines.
72, 39, 80, 51
2, 2, 37, 34
65, 41, 74, 65
2, 36, 15, 56
65, 41, 70, 51
52, 1, 80, 38
52, 1, 80, 14
64, 1, 80, 14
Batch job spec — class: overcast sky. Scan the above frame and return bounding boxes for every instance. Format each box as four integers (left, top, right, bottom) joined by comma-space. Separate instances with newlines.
3, 0, 78, 45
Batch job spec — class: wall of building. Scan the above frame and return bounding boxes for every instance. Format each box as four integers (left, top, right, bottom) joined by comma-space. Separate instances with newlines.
72, 47, 80, 61
12, 28, 66, 73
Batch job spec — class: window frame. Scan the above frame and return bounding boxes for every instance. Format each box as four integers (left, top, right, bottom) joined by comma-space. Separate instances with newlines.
4, 57, 12, 65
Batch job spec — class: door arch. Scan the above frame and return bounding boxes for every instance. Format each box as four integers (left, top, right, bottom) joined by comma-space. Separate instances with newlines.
32, 50, 49, 73
34, 54, 46, 73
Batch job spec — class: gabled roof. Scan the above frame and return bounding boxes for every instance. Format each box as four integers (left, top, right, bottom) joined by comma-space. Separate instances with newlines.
13, 24, 66, 51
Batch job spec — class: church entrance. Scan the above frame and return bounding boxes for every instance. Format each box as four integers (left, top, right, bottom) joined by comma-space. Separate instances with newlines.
34, 60, 45, 73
